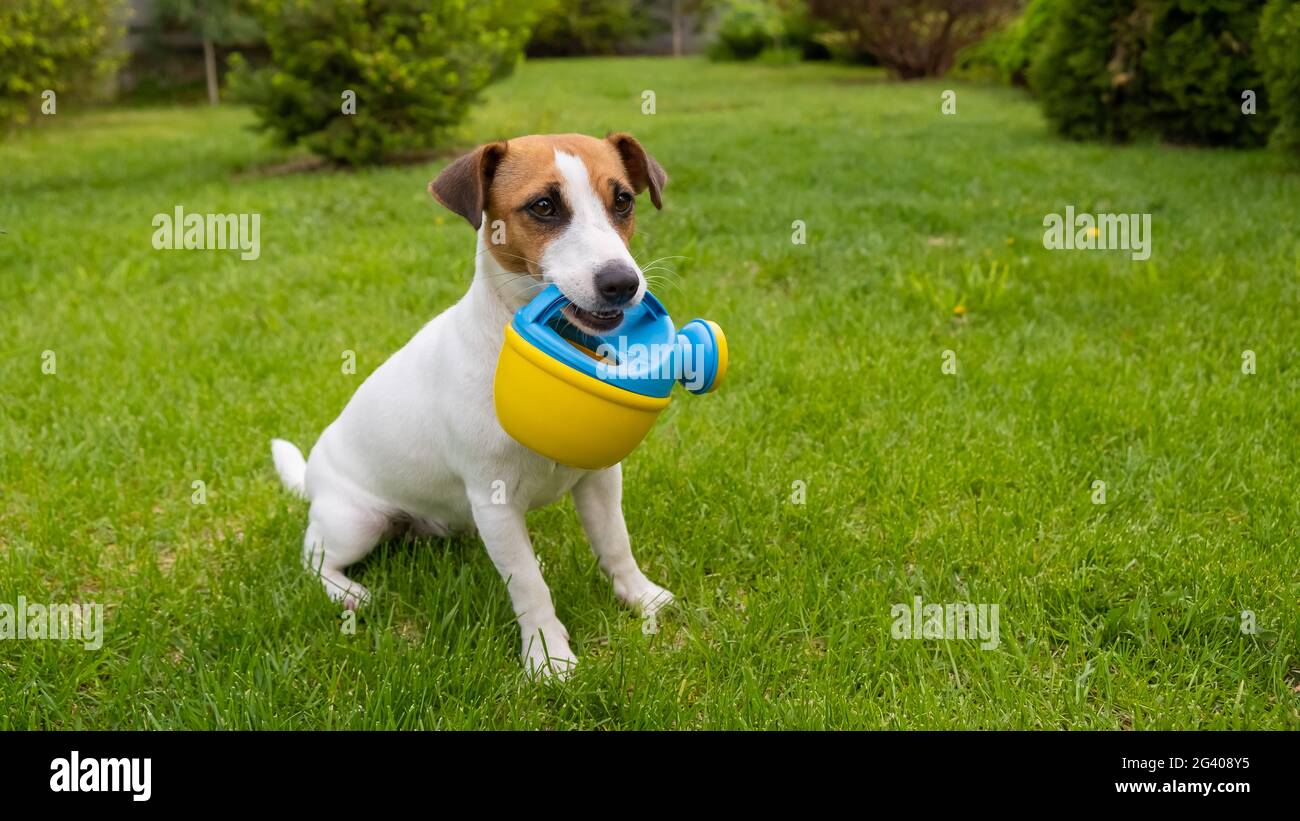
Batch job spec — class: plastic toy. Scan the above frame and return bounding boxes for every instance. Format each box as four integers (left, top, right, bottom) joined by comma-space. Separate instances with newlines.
494, 285, 727, 469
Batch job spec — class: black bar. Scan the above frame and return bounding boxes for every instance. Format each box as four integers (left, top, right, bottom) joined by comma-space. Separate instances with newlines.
1, 731, 1285, 807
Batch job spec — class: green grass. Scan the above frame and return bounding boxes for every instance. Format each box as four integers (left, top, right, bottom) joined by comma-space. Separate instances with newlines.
1, 57, 1297, 729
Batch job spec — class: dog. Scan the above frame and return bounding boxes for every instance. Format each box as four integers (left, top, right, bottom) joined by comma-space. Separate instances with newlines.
271, 133, 674, 679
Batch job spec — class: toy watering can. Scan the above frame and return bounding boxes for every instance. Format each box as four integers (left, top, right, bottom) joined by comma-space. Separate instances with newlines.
494, 285, 727, 469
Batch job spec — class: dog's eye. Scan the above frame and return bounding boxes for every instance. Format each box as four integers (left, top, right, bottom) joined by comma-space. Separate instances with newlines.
613, 192, 634, 215
529, 198, 556, 218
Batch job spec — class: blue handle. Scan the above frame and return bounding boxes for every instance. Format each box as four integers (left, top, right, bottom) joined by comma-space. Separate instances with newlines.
511, 284, 723, 398
675, 319, 723, 395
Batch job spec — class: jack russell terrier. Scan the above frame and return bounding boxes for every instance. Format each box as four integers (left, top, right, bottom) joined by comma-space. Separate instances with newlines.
272, 133, 674, 679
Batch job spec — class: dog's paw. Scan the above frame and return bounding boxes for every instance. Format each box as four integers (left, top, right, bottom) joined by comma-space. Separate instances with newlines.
340, 587, 370, 611
616, 576, 676, 617
520, 621, 577, 682
321, 573, 371, 611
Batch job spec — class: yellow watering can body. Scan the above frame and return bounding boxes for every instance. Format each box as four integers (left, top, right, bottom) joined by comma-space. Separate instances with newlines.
494, 286, 727, 469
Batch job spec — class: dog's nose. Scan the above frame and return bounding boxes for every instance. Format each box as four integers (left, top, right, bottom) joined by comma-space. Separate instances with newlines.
594, 261, 640, 306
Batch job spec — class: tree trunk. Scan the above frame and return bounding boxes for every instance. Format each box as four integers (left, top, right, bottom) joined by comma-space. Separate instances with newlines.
672, 0, 684, 57
203, 38, 219, 105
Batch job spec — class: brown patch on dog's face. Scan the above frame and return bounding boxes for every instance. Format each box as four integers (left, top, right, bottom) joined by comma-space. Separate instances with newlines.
430, 133, 666, 328
478, 134, 638, 275
430, 133, 666, 275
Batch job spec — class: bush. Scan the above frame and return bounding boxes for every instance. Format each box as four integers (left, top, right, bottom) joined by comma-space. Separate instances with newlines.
1029, 0, 1142, 140
1032, 0, 1272, 147
228, 0, 539, 165
708, 0, 818, 62
810, 30, 878, 65
708, 0, 787, 61
0, 0, 126, 130
1258, 0, 1300, 154
956, 0, 1058, 87
1141, 0, 1272, 146
527, 0, 656, 57
953, 21, 1020, 84
806, 0, 1020, 78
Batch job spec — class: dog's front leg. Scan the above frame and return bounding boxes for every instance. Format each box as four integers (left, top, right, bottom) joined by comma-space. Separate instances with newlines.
470, 495, 577, 680
572, 465, 675, 617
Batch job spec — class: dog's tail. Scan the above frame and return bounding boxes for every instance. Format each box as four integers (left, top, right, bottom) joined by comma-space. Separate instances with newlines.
270, 438, 308, 500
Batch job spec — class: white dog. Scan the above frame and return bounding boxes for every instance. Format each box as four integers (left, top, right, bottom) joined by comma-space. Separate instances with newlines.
272, 133, 675, 679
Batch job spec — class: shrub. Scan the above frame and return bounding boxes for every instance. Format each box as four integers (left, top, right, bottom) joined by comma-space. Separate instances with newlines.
707, 0, 821, 62
0, 0, 126, 130
810, 30, 878, 65
1140, 0, 1272, 146
708, 0, 787, 61
1032, 0, 1273, 147
784, 3, 835, 60
1258, 0, 1300, 154
228, 0, 539, 165
806, 0, 1020, 78
1029, 0, 1144, 140
956, 0, 1058, 87
526, 0, 656, 57
953, 21, 1020, 83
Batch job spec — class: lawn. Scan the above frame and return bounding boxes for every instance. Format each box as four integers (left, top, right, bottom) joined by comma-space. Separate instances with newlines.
1, 56, 1297, 729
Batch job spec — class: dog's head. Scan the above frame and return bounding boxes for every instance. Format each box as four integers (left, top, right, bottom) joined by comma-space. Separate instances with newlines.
429, 133, 666, 334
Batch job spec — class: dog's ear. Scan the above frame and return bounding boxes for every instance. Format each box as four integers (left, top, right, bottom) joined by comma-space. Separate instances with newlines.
607, 132, 666, 210
428, 141, 508, 230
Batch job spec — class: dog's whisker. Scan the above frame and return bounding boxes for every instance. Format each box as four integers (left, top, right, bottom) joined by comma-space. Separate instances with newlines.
484, 270, 539, 282
500, 285, 550, 301
644, 279, 684, 296
639, 260, 682, 273
636, 254, 690, 270
478, 247, 544, 268
643, 273, 683, 288
479, 269, 552, 300
491, 277, 550, 300
511, 283, 551, 297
